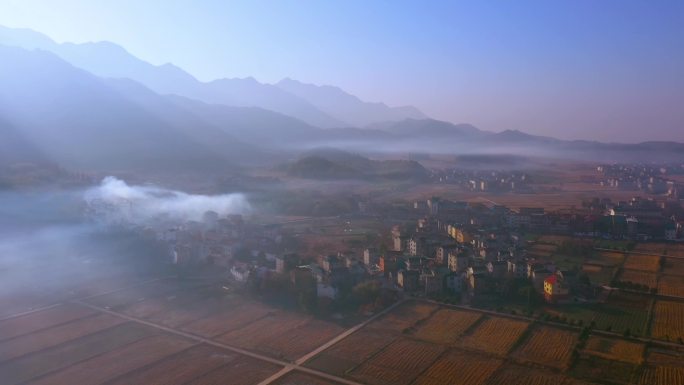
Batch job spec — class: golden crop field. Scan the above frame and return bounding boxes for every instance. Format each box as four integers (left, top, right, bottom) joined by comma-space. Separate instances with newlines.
351, 338, 444, 385
413, 308, 482, 343
413, 349, 502, 385
651, 300, 684, 341
618, 269, 658, 288
460, 316, 530, 356
638, 366, 684, 385
583, 336, 644, 364
513, 326, 578, 370
597, 251, 627, 266
623, 254, 661, 272
658, 275, 684, 298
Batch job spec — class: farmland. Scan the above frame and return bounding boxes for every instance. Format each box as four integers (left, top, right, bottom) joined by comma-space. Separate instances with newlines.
650, 300, 684, 341
657, 275, 684, 298
583, 336, 644, 364
638, 366, 684, 385
460, 316, 530, 356
366, 300, 437, 332
623, 254, 661, 272
662, 258, 684, 276
413, 349, 502, 385
350, 338, 445, 385
485, 364, 576, 385
412, 308, 482, 343
617, 269, 658, 288
512, 326, 578, 370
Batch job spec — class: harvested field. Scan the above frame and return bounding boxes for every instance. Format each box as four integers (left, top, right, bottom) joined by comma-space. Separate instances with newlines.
485, 363, 573, 385
412, 308, 482, 343
461, 316, 530, 356
143, 297, 225, 328
181, 302, 273, 337
647, 350, 684, 366
27, 334, 195, 385
0, 313, 125, 362
662, 258, 684, 277
173, 355, 281, 385
651, 300, 684, 341
216, 311, 311, 353
634, 243, 667, 254
366, 300, 437, 333
597, 251, 627, 265
638, 366, 684, 385
0, 303, 96, 341
83, 280, 179, 310
618, 269, 658, 288
658, 275, 684, 297
106, 344, 241, 385
351, 338, 444, 385
305, 329, 396, 376
572, 356, 638, 384
258, 319, 345, 361
0, 322, 158, 385
414, 349, 502, 385
583, 336, 644, 364
666, 245, 684, 258
513, 326, 577, 370
623, 254, 661, 272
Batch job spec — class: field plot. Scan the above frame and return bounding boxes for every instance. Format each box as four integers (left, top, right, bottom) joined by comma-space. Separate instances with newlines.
258, 318, 345, 361
27, 334, 195, 385
651, 300, 684, 341
485, 363, 574, 385
528, 243, 557, 257
460, 316, 530, 356
351, 338, 444, 385
365, 300, 437, 333
657, 275, 684, 297
618, 269, 658, 288
571, 356, 638, 385
662, 258, 684, 276
273, 371, 345, 385
413, 349, 502, 385
633, 243, 668, 255
305, 329, 396, 376
216, 310, 311, 355
412, 308, 482, 343
172, 355, 281, 385
623, 254, 661, 272
143, 296, 226, 328
666, 244, 684, 258
82, 279, 180, 310
593, 292, 650, 334
583, 336, 644, 364
597, 251, 627, 265
0, 313, 125, 362
0, 303, 96, 342
106, 344, 244, 385
647, 350, 684, 367
512, 326, 577, 370
638, 366, 684, 385
537, 235, 573, 245
0, 322, 158, 385
181, 301, 273, 337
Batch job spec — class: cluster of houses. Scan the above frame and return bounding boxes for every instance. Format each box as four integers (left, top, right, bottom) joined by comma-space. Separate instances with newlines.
108, 191, 681, 308
597, 163, 683, 198
429, 169, 531, 192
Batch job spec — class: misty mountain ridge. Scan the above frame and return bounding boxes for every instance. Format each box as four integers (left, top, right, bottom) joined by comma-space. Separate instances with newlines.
0, 25, 425, 128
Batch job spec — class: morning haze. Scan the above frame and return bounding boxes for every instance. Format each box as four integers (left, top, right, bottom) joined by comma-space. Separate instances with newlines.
0, 2, 684, 385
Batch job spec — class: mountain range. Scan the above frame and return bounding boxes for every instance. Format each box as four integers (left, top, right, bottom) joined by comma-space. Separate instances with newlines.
0, 25, 683, 172
0, 25, 425, 129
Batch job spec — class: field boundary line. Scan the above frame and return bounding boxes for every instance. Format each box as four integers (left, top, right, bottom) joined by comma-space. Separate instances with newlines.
71, 299, 363, 385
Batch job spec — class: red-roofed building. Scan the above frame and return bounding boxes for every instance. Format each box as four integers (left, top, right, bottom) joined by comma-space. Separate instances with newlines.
544, 272, 570, 303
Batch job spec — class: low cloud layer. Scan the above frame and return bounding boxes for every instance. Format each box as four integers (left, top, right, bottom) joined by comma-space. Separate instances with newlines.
84, 177, 250, 224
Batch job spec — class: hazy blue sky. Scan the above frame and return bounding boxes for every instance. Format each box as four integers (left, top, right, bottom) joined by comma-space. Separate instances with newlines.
1, 0, 683, 142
